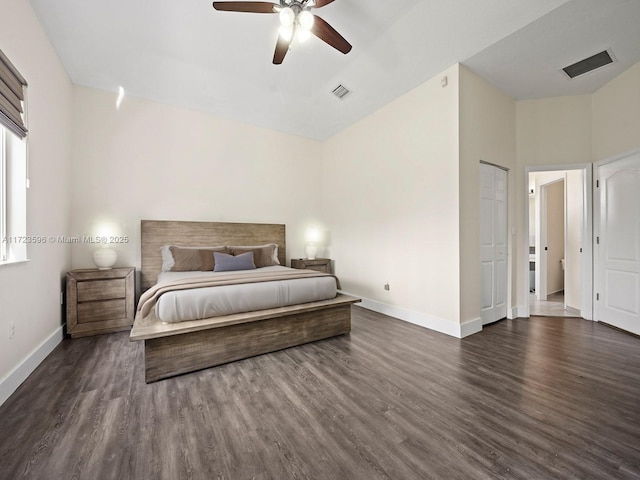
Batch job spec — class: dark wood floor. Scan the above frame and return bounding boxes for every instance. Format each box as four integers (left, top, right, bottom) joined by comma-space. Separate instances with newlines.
1, 307, 640, 480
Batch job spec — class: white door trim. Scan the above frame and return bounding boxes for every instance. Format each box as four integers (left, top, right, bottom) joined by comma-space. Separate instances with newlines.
523, 163, 593, 320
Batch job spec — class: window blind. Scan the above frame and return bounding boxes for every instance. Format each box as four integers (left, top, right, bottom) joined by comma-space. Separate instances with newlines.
0, 49, 28, 139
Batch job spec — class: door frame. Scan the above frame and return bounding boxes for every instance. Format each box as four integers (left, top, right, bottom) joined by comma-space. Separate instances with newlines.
593, 147, 640, 325
523, 163, 593, 320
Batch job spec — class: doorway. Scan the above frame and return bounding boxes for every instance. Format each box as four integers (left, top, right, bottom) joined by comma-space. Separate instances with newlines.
524, 165, 593, 320
531, 177, 579, 316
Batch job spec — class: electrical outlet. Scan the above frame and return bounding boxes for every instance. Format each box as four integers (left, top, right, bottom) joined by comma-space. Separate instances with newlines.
384, 283, 390, 291
9, 322, 16, 340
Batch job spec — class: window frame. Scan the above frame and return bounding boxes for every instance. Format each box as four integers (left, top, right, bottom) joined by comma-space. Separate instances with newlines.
0, 126, 6, 262
0, 123, 29, 266
0, 49, 29, 266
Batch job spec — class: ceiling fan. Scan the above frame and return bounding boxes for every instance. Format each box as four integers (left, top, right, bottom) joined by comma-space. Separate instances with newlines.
212, 0, 352, 64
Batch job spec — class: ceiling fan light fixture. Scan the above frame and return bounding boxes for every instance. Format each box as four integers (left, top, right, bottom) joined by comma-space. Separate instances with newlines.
211, 0, 351, 64
279, 24, 294, 41
298, 10, 314, 30
297, 29, 311, 42
279, 7, 295, 26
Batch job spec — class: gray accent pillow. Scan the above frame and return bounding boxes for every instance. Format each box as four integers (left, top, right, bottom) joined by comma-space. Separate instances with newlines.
199, 247, 231, 271
213, 251, 256, 272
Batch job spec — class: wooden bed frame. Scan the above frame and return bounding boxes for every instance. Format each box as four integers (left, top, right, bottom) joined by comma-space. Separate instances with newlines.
130, 220, 360, 383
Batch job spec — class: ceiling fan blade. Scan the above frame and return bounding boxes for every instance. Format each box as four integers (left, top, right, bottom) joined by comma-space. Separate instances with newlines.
310, 15, 352, 55
212, 2, 278, 13
313, 0, 337, 8
273, 35, 291, 64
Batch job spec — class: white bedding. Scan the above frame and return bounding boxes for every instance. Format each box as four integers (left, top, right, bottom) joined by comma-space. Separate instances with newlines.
155, 266, 337, 323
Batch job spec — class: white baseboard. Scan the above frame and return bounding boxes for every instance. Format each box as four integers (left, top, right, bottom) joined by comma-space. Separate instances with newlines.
0, 325, 65, 407
345, 292, 482, 339
515, 305, 529, 318
460, 317, 483, 337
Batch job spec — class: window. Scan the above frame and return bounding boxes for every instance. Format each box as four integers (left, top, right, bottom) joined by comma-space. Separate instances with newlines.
0, 125, 28, 263
0, 49, 28, 265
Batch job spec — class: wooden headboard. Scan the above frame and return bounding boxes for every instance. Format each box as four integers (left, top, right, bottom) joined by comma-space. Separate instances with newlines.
140, 220, 286, 291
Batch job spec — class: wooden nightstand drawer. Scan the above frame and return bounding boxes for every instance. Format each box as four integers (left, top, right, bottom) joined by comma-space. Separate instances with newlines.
291, 258, 332, 274
77, 299, 126, 324
77, 278, 126, 302
66, 267, 135, 338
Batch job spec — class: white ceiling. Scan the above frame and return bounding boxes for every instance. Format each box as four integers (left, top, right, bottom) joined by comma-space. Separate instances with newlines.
28, 0, 640, 140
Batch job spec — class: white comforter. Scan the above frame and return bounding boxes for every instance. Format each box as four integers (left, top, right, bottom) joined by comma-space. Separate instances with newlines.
155, 266, 337, 323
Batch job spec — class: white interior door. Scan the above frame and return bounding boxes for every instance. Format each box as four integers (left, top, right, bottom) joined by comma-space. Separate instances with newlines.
596, 152, 640, 335
480, 163, 508, 325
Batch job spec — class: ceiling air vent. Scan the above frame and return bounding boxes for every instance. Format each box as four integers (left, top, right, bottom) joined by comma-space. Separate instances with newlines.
562, 50, 614, 79
332, 84, 351, 100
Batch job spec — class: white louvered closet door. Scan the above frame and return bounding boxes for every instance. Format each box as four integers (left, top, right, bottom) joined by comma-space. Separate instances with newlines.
480, 163, 508, 325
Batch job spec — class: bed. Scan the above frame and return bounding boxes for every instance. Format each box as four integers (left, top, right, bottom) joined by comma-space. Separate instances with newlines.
130, 220, 360, 383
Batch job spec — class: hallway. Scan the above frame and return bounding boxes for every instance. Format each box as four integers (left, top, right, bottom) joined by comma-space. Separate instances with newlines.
529, 291, 581, 317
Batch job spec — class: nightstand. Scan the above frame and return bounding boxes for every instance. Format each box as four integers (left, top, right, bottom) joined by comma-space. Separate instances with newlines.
66, 267, 135, 338
290, 258, 332, 274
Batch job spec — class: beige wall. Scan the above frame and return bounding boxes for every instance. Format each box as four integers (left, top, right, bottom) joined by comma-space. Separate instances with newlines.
322, 64, 461, 328
0, 0, 73, 389
458, 65, 516, 323
70, 88, 324, 271
592, 61, 640, 161
515, 95, 592, 313
517, 96, 593, 168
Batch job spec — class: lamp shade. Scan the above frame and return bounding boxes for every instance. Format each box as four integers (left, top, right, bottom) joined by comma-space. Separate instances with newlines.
305, 227, 322, 244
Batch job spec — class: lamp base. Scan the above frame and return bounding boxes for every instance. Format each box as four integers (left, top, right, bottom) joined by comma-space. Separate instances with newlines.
93, 247, 117, 270
304, 244, 318, 260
